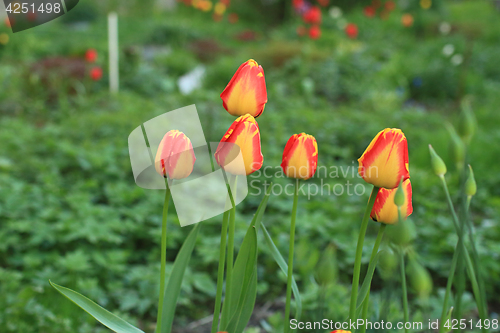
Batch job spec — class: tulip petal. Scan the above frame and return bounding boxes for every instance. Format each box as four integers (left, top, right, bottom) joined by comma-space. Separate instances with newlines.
221, 59, 268, 118
281, 133, 318, 180
358, 128, 410, 189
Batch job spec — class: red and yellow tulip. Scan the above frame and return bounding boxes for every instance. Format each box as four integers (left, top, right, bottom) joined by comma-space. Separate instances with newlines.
214, 114, 263, 175
281, 133, 318, 180
358, 128, 410, 189
220, 59, 267, 118
155, 130, 196, 179
370, 179, 413, 225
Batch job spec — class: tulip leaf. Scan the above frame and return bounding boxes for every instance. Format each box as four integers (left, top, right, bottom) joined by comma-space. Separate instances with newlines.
161, 223, 201, 333
225, 227, 258, 333
261, 224, 302, 321
50, 281, 144, 333
356, 250, 384, 309
249, 182, 273, 231
220, 183, 272, 330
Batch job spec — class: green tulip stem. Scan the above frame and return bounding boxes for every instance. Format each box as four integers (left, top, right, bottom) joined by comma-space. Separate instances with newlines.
359, 223, 387, 333
439, 176, 487, 332
156, 180, 171, 333
439, 241, 459, 333
211, 210, 230, 333
349, 186, 380, 329
400, 248, 409, 333
224, 175, 237, 318
284, 179, 300, 333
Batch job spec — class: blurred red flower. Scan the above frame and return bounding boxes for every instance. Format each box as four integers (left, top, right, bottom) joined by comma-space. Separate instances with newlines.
309, 25, 321, 39
345, 23, 358, 39
364, 6, 376, 17
90, 66, 103, 81
292, 0, 304, 9
85, 49, 98, 63
385, 0, 396, 11
317, 0, 329, 7
303, 6, 321, 25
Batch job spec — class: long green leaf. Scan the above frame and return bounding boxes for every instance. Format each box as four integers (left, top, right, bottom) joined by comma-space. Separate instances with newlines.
50, 281, 144, 333
225, 227, 258, 333
220, 184, 272, 329
261, 224, 302, 321
250, 183, 273, 231
356, 250, 383, 309
161, 223, 201, 333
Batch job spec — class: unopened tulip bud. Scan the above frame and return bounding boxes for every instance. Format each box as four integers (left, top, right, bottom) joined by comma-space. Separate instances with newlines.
465, 164, 477, 197
428, 144, 447, 177
215, 114, 263, 175
358, 128, 410, 189
371, 179, 413, 225
407, 259, 433, 299
459, 99, 476, 144
315, 244, 338, 286
220, 59, 267, 118
281, 133, 318, 180
378, 247, 398, 280
155, 130, 196, 179
394, 178, 405, 207
386, 218, 416, 246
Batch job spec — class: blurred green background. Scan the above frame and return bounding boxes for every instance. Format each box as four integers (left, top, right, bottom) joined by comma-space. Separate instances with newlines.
1, 0, 500, 332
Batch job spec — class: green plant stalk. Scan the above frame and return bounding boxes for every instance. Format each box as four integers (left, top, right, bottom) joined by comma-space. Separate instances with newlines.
439, 176, 487, 332
284, 179, 300, 333
439, 241, 459, 333
465, 196, 488, 325
400, 249, 409, 333
222, 175, 237, 329
156, 181, 171, 333
359, 223, 386, 333
348, 186, 380, 328
211, 210, 230, 333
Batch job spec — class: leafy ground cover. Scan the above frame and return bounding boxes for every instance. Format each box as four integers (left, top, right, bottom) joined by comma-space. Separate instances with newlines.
1, 0, 500, 332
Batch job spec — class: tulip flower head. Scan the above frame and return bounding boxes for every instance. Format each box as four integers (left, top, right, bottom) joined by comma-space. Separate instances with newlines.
370, 179, 413, 225
215, 114, 263, 175
281, 133, 318, 180
155, 130, 196, 180
220, 59, 267, 118
358, 128, 410, 189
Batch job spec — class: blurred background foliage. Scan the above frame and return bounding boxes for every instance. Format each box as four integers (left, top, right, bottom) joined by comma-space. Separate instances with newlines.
0, 0, 500, 332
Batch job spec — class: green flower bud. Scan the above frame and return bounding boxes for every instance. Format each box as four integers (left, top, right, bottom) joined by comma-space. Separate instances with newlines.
394, 178, 405, 207
407, 259, 433, 299
459, 99, 476, 144
377, 247, 398, 281
428, 144, 447, 177
465, 164, 477, 197
386, 218, 416, 246
445, 123, 465, 168
315, 244, 338, 286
